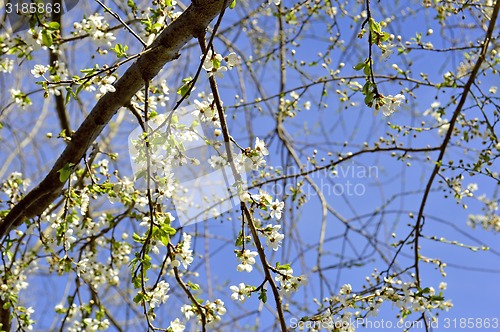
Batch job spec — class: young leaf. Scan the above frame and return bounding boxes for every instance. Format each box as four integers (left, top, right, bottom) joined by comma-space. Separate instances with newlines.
258, 289, 267, 303
57, 163, 74, 182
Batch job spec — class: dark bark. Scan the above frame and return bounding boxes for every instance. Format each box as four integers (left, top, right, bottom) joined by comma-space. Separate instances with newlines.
0, 0, 230, 240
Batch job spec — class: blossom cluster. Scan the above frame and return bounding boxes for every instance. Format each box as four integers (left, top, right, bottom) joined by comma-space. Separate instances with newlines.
208, 137, 270, 173
378, 94, 405, 116
148, 280, 170, 308
423, 101, 450, 136
303, 270, 452, 331
468, 194, 500, 233
181, 299, 226, 328
73, 14, 116, 47
201, 50, 239, 78
275, 267, 308, 295
240, 188, 285, 220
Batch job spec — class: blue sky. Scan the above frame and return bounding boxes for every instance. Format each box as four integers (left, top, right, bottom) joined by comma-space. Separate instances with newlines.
1, 0, 499, 331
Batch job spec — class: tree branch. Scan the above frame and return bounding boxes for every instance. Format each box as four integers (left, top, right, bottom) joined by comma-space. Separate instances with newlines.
0, 0, 231, 240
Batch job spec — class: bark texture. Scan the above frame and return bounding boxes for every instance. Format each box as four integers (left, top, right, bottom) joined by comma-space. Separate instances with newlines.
0, 0, 229, 240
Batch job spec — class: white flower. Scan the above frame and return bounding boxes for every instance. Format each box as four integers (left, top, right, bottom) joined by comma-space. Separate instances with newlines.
340, 283, 352, 295
249, 155, 267, 170
467, 183, 478, 192
75, 14, 116, 47
255, 137, 269, 156
230, 283, 250, 302
208, 65, 227, 78
181, 304, 194, 320
269, 199, 285, 220
213, 299, 226, 316
169, 318, 185, 332
80, 189, 90, 215
380, 94, 405, 116
94, 31, 116, 47
201, 50, 228, 78
25, 28, 44, 51
225, 52, 239, 69
275, 268, 307, 294
208, 154, 227, 169
171, 234, 194, 268
0, 58, 14, 73
201, 50, 218, 71
430, 101, 441, 108
149, 280, 170, 308
64, 228, 77, 249
239, 191, 251, 202
274, 0, 281, 5
236, 250, 258, 272
275, 268, 293, 286
192, 94, 216, 121
264, 224, 285, 250
99, 75, 116, 94
253, 189, 272, 206
10, 89, 31, 108
31, 64, 49, 78
489, 86, 497, 94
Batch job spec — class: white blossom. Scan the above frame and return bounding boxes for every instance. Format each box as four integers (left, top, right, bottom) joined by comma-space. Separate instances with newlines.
230, 283, 250, 302
236, 250, 258, 272
31, 64, 48, 78
149, 281, 170, 308
225, 52, 239, 69
264, 224, 285, 250
255, 137, 269, 156
0, 58, 14, 73
98, 75, 116, 94
208, 154, 227, 169
380, 94, 405, 116
269, 199, 285, 220
168, 318, 185, 332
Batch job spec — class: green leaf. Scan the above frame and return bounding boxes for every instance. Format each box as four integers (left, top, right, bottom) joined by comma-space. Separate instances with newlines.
364, 94, 374, 106
128, 0, 137, 10
47, 22, 60, 30
151, 23, 163, 33
353, 62, 365, 71
132, 232, 144, 243
235, 230, 243, 247
42, 30, 53, 47
415, 287, 430, 297
368, 18, 381, 33
230, 0, 237, 9
363, 63, 371, 76
57, 163, 74, 182
187, 281, 200, 290
258, 289, 267, 303
276, 262, 292, 270
162, 224, 176, 236
133, 292, 145, 304
177, 77, 194, 97
111, 44, 129, 58
65, 86, 77, 105
381, 32, 390, 42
